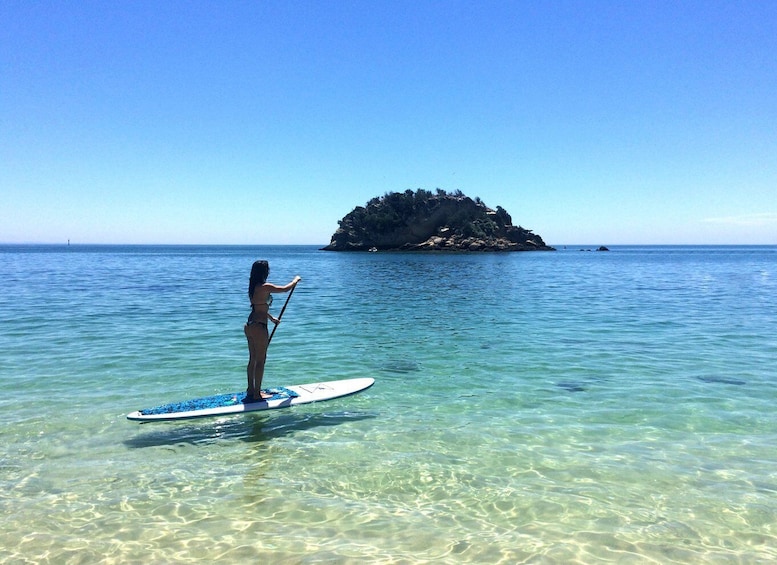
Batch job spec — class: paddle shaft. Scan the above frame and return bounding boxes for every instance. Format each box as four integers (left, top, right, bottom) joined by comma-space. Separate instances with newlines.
268, 282, 297, 344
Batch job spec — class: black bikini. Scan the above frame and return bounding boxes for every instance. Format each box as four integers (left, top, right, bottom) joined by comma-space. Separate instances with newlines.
247, 293, 273, 326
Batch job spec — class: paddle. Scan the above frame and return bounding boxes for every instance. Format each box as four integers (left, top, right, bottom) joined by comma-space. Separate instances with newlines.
268, 279, 298, 344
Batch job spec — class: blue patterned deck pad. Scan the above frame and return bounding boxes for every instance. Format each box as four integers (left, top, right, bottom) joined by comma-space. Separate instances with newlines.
140, 387, 299, 415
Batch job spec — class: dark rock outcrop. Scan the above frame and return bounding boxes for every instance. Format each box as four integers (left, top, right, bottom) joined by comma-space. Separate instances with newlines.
321, 189, 554, 252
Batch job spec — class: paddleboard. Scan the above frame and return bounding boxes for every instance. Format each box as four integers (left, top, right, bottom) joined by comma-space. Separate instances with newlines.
127, 377, 375, 422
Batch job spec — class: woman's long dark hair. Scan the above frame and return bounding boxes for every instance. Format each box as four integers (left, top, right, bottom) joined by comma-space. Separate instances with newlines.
248, 260, 269, 299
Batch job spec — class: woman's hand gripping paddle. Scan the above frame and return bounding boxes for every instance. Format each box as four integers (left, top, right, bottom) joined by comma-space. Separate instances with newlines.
268, 279, 298, 345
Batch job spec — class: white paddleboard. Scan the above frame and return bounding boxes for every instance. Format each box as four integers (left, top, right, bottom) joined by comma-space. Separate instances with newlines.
127, 377, 375, 422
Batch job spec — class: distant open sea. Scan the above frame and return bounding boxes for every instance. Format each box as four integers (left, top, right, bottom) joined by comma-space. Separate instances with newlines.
1, 244, 775, 563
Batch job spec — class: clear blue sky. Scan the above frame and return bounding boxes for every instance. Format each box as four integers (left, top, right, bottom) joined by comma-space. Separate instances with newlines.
2, 1, 775, 245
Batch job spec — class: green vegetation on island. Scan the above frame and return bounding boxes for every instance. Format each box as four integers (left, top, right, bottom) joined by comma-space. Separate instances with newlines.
322, 189, 554, 252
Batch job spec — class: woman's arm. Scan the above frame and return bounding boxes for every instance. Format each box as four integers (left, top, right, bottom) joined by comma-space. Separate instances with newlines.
264, 276, 300, 325
263, 276, 301, 294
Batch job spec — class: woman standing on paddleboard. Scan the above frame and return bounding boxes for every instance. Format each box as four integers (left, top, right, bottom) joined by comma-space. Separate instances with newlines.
245, 260, 301, 403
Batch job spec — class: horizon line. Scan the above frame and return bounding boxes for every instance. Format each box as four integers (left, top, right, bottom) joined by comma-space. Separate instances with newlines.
2, 242, 775, 248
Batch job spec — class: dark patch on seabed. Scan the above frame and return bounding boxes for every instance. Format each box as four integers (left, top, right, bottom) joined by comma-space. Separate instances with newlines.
556, 381, 586, 393
697, 375, 746, 386
382, 359, 420, 374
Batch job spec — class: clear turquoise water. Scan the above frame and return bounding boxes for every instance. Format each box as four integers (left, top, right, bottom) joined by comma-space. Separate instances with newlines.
1, 245, 775, 563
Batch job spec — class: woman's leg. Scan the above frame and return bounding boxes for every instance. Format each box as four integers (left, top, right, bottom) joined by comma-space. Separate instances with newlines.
245, 325, 256, 398
254, 323, 269, 397
245, 323, 269, 400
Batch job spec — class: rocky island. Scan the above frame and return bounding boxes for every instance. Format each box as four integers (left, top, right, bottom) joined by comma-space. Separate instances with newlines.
321, 189, 555, 252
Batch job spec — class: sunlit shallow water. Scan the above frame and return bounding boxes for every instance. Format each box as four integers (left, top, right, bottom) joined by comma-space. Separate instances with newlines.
1, 245, 775, 563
